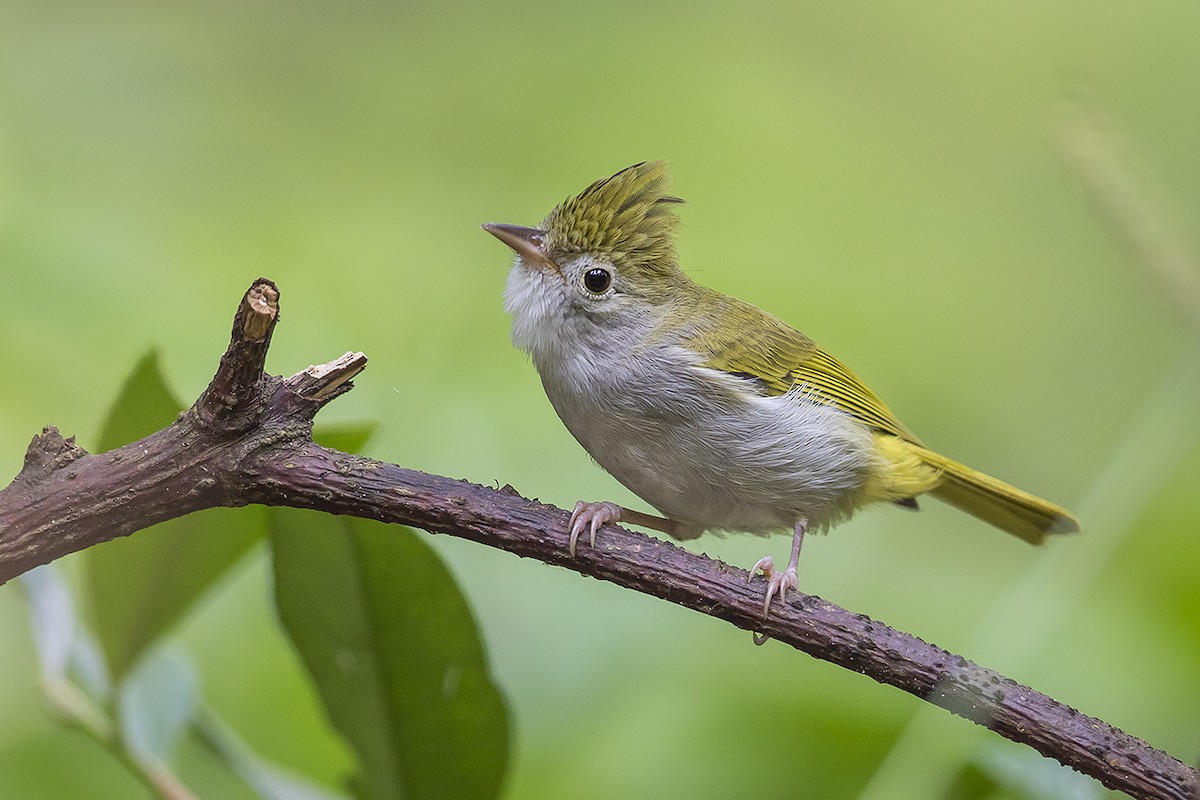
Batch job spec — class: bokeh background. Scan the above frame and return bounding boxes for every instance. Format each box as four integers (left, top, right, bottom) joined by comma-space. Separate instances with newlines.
2, 2, 1199, 798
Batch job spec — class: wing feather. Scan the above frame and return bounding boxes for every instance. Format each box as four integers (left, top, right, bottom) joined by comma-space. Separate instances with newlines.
681, 294, 922, 444
668, 289, 1079, 541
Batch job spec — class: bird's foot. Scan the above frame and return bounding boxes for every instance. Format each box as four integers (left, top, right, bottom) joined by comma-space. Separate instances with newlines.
747, 520, 806, 644
567, 501, 624, 557
749, 555, 800, 618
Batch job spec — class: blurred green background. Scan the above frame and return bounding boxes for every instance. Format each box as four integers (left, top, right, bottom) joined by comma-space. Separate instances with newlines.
2, 1, 1199, 798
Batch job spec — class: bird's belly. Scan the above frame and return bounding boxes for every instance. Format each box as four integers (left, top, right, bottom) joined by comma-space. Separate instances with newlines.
545, 373, 877, 534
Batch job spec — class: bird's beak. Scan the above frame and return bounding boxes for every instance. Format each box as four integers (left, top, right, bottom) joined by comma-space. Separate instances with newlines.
482, 223, 561, 276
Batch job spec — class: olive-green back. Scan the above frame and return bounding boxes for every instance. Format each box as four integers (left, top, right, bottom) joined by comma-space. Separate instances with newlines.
680, 289, 922, 444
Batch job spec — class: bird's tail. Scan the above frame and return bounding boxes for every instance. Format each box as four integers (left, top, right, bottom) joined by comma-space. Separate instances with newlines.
917, 447, 1079, 544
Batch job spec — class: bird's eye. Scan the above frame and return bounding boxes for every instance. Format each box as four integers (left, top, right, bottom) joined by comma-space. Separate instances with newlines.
582, 268, 612, 294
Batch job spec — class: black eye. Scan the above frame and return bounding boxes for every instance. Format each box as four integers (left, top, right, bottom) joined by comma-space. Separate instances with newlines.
583, 268, 612, 294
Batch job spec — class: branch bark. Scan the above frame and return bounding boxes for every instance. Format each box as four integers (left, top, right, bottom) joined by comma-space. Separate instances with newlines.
0, 278, 1195, 800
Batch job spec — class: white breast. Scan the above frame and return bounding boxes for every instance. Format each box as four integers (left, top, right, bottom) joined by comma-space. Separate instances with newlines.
504, 260, 876, 535
545, 354, 874, 533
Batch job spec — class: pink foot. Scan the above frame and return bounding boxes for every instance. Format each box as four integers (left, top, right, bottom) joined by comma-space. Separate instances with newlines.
567, 501, 623, 557
748, 555, 799, 644
749, 555, 799, 619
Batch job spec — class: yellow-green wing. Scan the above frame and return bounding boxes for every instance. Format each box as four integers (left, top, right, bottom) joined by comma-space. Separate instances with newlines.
682, 294, 923, 445
675, 290, 1080, 542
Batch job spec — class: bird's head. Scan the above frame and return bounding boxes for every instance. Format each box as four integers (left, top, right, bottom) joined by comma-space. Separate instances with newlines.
484, 162, 688, 356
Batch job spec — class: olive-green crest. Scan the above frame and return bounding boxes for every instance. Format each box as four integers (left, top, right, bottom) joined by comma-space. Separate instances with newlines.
542, 161, 684, 269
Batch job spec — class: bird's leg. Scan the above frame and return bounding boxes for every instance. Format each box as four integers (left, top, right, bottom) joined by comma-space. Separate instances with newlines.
749, 518, 807, 619
567, 502, 678, 556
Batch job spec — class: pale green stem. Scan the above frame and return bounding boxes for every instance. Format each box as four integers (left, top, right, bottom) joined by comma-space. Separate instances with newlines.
43, 677, 198, 800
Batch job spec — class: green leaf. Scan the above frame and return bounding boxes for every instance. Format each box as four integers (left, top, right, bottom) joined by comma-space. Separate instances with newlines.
85, 349, 266, 681
21, 565, 77, 682
269, 511, 509, 800
68, 628, 112, 703
977, 746, 1105, 800
93, 349, 186, 454
198, 709, 350, 800
118, 644, 200, 764
20, 564, 113, 700
313, 421, 378, 455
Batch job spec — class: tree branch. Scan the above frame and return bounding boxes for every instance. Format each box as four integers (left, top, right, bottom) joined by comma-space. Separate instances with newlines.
0, 279, 1195, 800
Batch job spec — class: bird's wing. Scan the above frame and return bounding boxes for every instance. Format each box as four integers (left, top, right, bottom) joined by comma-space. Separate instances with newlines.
681, 295, 923, 445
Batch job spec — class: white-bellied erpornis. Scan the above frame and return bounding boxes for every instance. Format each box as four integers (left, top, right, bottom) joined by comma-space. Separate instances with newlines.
484, 162, 1078, 632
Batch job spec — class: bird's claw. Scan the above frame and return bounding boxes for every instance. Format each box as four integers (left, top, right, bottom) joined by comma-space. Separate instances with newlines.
567, 501, 623, 557
749, 554, 799, 618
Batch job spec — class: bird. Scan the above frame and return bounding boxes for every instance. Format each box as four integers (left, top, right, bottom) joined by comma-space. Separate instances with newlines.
483, 161, 1078, 623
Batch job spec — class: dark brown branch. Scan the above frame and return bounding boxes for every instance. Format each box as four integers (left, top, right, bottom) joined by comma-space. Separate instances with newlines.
196, 278, 279, 430
0, 279, 1195, 800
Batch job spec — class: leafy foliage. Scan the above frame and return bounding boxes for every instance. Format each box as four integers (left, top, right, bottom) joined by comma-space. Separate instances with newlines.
271, 510, 509, 800
118, 645, 200, 764
16, 351, 509, 800
84, 350, 264, 681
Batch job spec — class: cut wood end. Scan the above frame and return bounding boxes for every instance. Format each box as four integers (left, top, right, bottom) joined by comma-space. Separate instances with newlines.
287, 351, 368, 401
242, 280, 280, 340
304, 351, 368, 381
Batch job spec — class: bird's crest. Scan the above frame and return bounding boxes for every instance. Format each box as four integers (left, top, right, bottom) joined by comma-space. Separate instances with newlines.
542, 161, 684, 270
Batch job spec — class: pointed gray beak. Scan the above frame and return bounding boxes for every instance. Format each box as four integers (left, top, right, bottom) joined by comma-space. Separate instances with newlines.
482, 223, 561, 276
